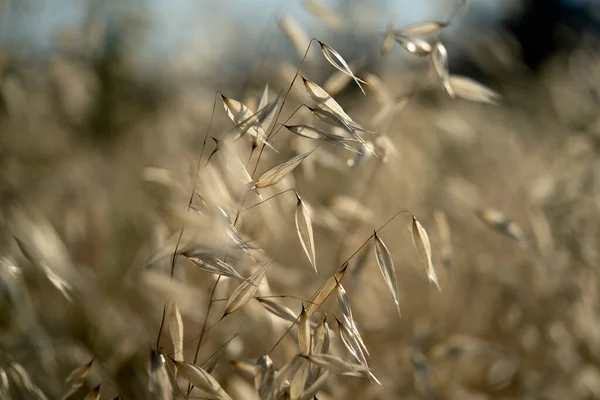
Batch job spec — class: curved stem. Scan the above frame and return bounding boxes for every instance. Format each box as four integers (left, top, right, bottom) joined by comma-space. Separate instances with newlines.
251, 39, 319, 179
266, 209, 413, 355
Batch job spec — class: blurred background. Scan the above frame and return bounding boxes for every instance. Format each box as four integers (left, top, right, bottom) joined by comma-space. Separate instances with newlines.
2, 0, 600, 399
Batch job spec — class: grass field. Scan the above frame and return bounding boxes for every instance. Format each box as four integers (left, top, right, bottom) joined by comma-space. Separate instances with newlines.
1, 1, 600, 399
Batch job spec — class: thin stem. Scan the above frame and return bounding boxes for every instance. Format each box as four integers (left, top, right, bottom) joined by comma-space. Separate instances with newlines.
239, 188, 297, 214
186, 275, 222, 395
155, 91, 219, 353
266, 209, 412, 355
251, 39, 318, 179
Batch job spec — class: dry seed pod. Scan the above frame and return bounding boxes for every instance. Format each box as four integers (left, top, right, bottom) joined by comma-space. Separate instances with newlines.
312, 319, 330, 355
411, 216, 441, 290
306, 262, 347, 316
298, 305, 311, 354
253, 151, 314, 189
373, 232, 401, 316
257, 297, 299, 323
446, 75, 501, 104
175, 361, 232, 400
168, 302, 184, 362
303, 0, 342, 30
318, 41, 367, 94
279, 16, 310, 59
61, 359, 93, 400
301, 76, 359, 131
335, 280, 352, 322
221, 95, 266, 141
337, 318, 368, 367
290, 358, 310, 400
285, 125, 358, 153
295, 194, 317, 273
306, 107, 370, 140
432, 41, 450, 82
224, 259, 272, 316
477, 208, 527, 245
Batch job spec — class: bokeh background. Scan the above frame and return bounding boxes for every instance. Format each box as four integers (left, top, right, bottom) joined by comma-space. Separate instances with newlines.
2, 0, 600, 399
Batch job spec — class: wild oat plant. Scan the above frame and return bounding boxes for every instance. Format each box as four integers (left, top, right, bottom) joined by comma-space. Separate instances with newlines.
2, 0, 600, 399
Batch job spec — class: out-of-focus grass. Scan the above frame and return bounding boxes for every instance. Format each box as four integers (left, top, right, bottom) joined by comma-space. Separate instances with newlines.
1, 1, 600, 399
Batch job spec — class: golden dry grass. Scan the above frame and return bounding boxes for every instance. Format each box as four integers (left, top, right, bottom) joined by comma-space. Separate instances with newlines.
1, 2, 600, 399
